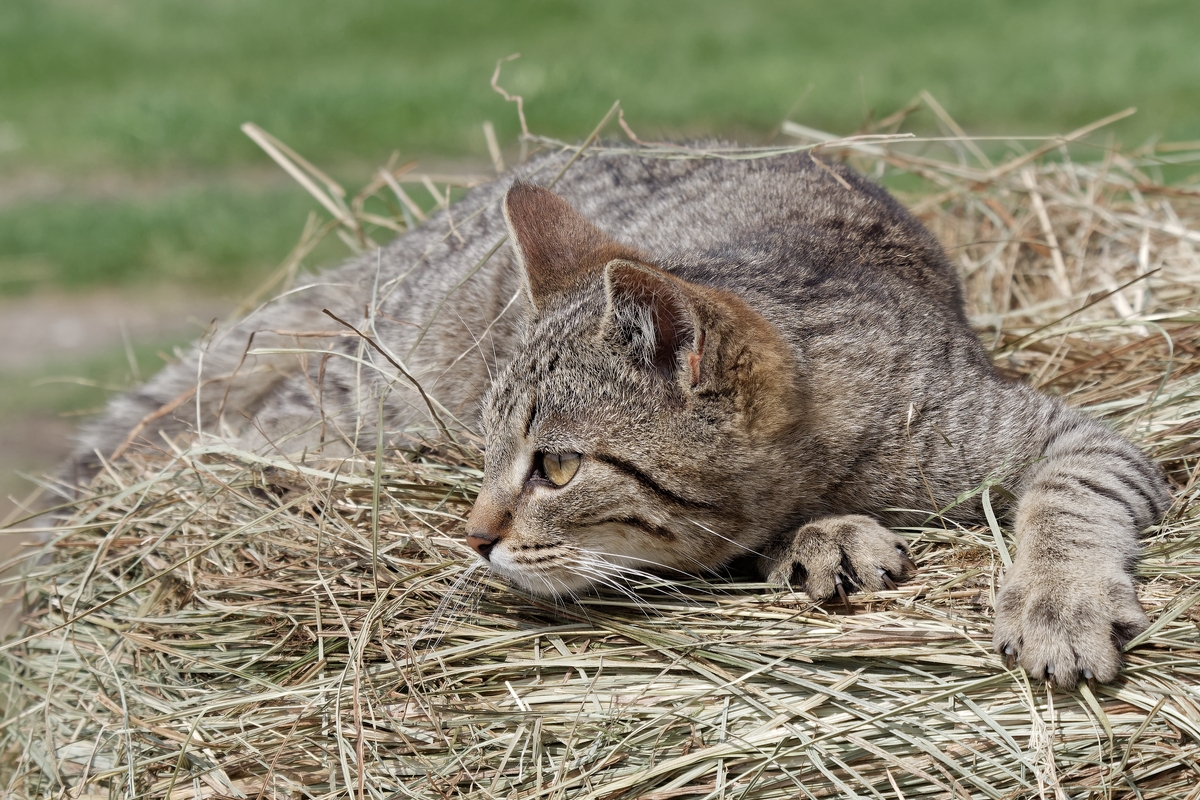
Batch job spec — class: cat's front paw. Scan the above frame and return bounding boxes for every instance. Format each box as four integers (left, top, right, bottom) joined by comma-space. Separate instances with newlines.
761, 515, 915, 603
993, 562, 1148, 688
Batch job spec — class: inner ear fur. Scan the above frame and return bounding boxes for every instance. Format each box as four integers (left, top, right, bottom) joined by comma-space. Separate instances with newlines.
503, 181, 642, 308
603, 260, 704, 383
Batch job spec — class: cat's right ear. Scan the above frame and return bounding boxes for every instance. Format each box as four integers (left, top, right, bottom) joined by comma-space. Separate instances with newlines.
503, 181, 638, 309
603, 260, 705, 387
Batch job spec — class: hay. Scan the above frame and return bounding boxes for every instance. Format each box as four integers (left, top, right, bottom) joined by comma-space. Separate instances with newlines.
3, 101, 1200, 798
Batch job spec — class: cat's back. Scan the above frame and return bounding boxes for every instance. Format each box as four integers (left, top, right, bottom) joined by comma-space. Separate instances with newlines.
373, 147, 961, 318
533, 149, 966, 320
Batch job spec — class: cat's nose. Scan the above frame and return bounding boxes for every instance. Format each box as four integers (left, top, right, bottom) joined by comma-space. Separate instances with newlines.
465, 491, 513, 561
466, 531, 500, 561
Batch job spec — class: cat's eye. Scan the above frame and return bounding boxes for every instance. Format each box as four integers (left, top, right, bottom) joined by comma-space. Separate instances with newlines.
541, 452, 581, 487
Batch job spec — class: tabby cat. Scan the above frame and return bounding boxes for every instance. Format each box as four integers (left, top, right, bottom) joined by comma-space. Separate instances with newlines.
75, 146, 1170, 689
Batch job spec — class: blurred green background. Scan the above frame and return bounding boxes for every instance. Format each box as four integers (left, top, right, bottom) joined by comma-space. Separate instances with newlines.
4, 0, 1200, 296
1, 0, 1198, 516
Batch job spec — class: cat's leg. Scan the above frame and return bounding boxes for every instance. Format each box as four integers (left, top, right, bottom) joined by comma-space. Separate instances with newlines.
759, 515, 915, 602
994, 411, 1171, 687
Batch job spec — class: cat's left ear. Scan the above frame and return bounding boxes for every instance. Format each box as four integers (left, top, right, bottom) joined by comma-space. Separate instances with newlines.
603, 260, 706, 387
503, 181, 641, 309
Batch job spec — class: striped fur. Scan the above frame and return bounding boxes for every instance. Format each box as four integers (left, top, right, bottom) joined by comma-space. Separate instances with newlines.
73, 147, 1170, 688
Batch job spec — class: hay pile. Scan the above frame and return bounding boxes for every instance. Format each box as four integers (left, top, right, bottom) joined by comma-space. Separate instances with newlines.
4, 102, 1200, 799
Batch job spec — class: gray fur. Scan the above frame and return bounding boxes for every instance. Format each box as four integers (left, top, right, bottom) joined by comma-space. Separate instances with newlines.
73, 146, 1170, 688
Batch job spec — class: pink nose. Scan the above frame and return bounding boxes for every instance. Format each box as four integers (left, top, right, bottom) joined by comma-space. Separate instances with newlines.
466, 531, 499, 560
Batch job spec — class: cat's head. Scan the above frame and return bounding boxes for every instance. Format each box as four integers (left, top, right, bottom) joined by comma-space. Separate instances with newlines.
466, 181, 803, 596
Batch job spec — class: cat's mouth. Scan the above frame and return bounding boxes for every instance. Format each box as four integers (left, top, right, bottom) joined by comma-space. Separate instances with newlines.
484, 540, 679, 599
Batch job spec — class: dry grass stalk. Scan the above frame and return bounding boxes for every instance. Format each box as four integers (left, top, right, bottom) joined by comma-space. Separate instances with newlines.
2, 102, 1200, 798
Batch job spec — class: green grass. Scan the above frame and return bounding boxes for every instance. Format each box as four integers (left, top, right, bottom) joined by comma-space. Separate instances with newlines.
0, 185, 351, 293
1, 0, 1198, 295
5, 0, 1200, 172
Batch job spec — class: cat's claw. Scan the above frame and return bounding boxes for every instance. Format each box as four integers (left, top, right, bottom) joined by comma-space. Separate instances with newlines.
1002, 645, 1016, 669
877, 567, 898, 591
835, 575, 852, 613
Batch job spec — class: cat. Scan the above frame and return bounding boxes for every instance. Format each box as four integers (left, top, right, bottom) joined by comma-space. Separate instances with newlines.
73, 145, 1170, 689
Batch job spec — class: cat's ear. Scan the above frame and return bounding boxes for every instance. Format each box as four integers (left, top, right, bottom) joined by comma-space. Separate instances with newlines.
503, 181, 638, 308
603, 260, 705, 386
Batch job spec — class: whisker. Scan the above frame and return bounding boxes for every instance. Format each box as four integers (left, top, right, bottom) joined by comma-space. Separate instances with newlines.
578, 562, 703, 608
567, 551, 701, 607
681, 516, 768, 560
568, 557, 647, 595
419, 560, 487, 649
580, 546, 718, 585
533, 570, 567, 608
565, 560, 657, 616
571, 539, 726, 593
572, 555, 684, 591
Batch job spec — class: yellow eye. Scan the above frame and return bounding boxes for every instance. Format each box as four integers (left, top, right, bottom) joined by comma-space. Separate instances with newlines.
542, 452, 581, 486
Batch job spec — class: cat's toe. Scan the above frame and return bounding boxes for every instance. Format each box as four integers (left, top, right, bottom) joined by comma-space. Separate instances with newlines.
993, 563, 1148, 688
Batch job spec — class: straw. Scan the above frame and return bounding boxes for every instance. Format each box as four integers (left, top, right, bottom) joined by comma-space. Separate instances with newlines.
3, 100, 1199, 798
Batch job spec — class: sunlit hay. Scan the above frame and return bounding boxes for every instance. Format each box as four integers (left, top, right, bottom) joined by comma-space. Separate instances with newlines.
3, 102, 1200, 798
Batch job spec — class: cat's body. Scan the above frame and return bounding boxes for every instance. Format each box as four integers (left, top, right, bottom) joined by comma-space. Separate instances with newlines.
75, 146, 1169, 688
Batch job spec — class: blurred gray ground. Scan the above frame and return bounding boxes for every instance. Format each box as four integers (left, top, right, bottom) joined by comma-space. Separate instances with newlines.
0, 290, 230, 585
0, 288, 228, 372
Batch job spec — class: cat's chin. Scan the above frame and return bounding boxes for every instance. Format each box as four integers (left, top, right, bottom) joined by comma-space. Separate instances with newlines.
485, 562, 593, 598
